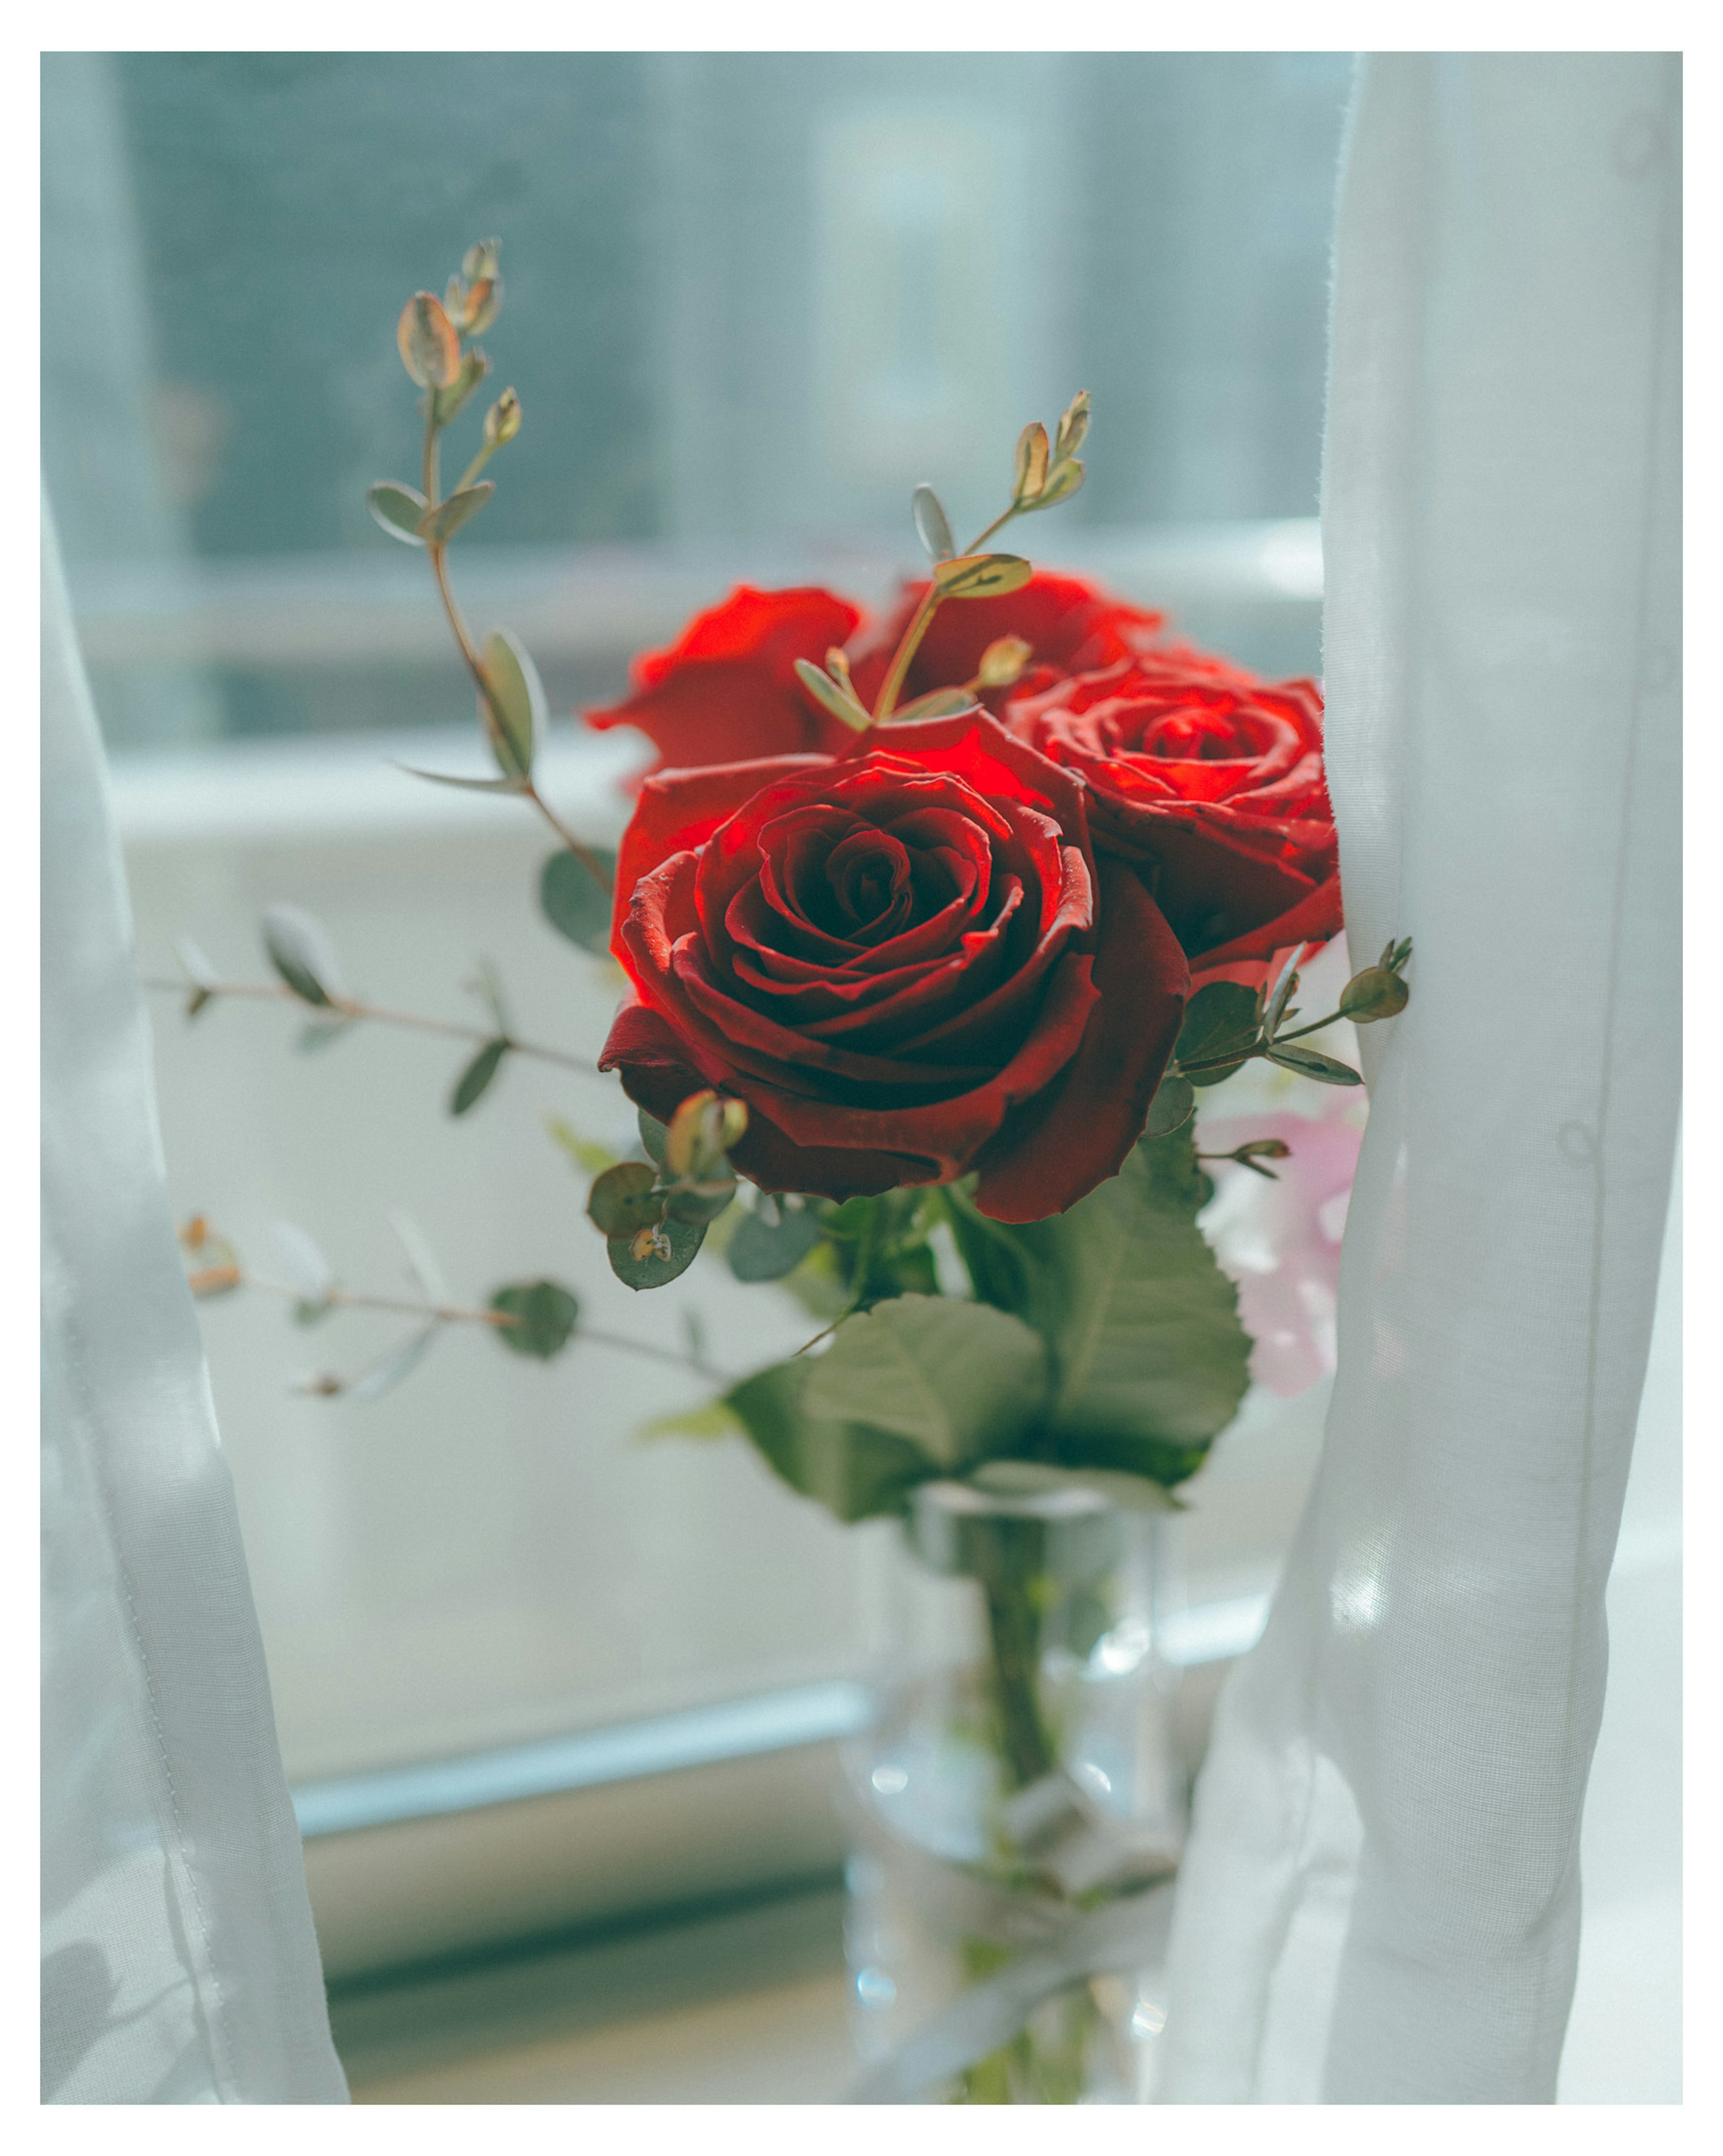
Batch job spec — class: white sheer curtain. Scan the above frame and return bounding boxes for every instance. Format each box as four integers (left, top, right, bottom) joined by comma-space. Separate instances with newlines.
41, 497, 348, 2104
1158, 53, 1680, 2102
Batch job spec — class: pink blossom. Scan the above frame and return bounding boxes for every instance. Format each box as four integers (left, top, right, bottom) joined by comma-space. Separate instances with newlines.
1196, 1097, 1364, 1398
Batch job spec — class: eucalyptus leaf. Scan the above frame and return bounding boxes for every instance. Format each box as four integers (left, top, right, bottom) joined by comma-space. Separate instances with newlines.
420, 483, 495, 546
724, 1361, 932, 1524
1263, 947, 1304, 1040
728, 1197, 825, 1283
1265, 1042, 1364, 1086
366, 481, 429, 546
933, 553, 1034, 601
1021, 458, 1084, 511
480, 626, 543, 779
888, 688, 980, 723
344, 1326, 438, 1404
586, 1161, 662, 1236
793, 658, 872, 732
547, 1117, 620, 1175
489, 1279, 580, 1359
262, 903, 345, 1008
297, 1018, 356, 1053
539, 846, 617, 954
638, 1110, 669, 1166
1010, 1126, 1251, 1479
434, 346, 490, 426
449, 1036, 509, 1116
637, 1400, 739, 1441
911, 483, 955, 563
393, 763, 530, 794
272, 1221, 333, 1306
1012, 421, 1051, 504
665, 1178, 736, 1225
805, 1295, 1047, 1472
388, 1210, 450, 1308
607, 1211, 706, 1290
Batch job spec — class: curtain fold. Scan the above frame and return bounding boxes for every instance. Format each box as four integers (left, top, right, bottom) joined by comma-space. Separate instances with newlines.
41, 496, 348, 2104
1158, 52, 1680, 2102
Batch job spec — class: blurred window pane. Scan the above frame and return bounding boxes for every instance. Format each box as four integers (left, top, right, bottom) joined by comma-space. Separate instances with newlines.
45, 51, 1350, 751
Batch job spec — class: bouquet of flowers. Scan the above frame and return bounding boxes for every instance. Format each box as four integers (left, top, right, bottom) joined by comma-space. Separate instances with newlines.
172, 244, 1410, 2103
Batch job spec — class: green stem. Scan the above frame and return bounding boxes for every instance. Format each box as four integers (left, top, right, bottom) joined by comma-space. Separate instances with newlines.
970, 1536, 1056, 1791
870, 502, 1023, 723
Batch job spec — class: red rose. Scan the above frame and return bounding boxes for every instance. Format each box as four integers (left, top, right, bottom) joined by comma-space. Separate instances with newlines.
584, 585, 863, 776
598, 710, 1188, 1222
845, 570, 1167, 715
1005, 656, 1341, 978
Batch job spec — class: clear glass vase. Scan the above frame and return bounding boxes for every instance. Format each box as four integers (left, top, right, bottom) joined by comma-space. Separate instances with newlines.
844, 1473, 1185, 2104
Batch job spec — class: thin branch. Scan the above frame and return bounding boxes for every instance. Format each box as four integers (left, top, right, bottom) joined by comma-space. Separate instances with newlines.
144, 975, 599, 1076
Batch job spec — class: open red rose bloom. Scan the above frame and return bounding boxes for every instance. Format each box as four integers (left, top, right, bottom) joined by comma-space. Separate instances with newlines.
590, 575, 1341, 1221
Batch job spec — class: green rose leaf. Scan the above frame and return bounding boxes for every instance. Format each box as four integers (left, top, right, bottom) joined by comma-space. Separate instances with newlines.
1011, 1126, 1251, 1482
490, 1279, 580, 1359
804, 1295, 1047, 1472
539, 846, 618, 954
449, 1036, 509, 1116
936, 1182, 1034, 1318
724, 1362, 934, 1524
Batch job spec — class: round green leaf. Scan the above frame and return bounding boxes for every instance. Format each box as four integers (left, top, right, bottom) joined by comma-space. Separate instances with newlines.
366, 481, 429, 546
420, 482, 495, 545
586, 1161, 662, 1236
607, 1212, 707, 1291
490, 1279, 580, 1360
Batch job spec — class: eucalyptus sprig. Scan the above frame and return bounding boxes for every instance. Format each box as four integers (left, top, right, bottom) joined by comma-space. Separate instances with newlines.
366, 240, 609, 895
1147, 937, 1415, 1136
794, 390, 1092, 733
586, 1091, 751, 1290
153, 908, 600, 1116
177, 1210, 716, 1402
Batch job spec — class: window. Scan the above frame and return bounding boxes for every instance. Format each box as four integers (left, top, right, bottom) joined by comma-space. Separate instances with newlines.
44, 50, 1354, 1989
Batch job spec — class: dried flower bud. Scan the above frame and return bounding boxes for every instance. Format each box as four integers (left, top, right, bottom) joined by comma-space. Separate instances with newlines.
1054, 389, 1091, 463
1338, 966, 1410, 1022
463, 236, 502, 284
484, 388, 522, 447
975, 635, 1033, 690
